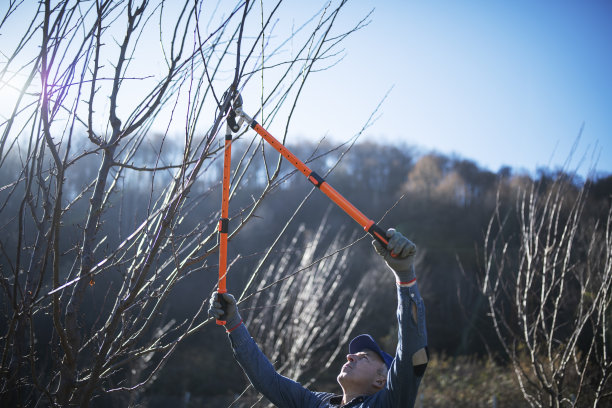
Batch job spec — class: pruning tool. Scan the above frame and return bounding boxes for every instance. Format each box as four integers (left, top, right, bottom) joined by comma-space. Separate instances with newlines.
216, 90, 395, 324
216, 91, 243, 325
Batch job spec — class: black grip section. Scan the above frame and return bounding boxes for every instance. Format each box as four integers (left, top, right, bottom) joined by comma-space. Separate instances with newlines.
216, 292, 228, 325
218, 218, 228, 233
307, 171, 325, 188
368, 223, 389, 248
368, 223, 400, 258
217, 292, 228, 313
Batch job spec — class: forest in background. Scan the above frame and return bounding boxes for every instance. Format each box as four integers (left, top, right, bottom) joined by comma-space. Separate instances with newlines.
2, 135, 611, 406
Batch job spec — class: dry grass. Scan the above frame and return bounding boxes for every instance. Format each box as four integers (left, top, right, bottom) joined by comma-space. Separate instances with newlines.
417, 354, 525, 408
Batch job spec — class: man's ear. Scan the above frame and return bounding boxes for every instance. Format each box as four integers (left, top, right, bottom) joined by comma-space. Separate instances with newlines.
374, 369, 387, 390
373, 374, 386, 390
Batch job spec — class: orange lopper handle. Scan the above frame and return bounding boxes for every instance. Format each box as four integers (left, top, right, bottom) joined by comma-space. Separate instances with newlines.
217, 128, 232, 325
246, 119, 393, 252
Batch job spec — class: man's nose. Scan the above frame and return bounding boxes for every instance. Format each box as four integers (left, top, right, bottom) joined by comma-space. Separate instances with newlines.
346, 354, 355, 362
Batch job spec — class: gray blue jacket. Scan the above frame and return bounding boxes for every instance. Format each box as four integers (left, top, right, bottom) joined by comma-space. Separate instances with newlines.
227, 284, 428, 407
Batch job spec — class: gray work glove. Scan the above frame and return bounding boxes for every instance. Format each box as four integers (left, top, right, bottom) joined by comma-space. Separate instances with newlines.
208, 292, 242, 330
372, 228, 417, 283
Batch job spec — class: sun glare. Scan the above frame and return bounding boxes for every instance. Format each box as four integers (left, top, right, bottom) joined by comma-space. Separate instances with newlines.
0, 73, 33, 121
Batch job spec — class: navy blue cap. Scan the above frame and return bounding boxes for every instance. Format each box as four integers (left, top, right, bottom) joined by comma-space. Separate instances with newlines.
349, 334, 394, 370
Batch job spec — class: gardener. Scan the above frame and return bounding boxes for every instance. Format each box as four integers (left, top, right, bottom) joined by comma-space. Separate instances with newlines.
209, 228, 428, 407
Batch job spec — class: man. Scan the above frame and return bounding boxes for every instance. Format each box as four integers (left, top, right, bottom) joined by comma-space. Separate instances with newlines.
209, 228, 428, 407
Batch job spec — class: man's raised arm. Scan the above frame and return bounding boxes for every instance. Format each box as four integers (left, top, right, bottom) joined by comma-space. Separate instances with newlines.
371, 229, 429, 407
208, 293, 326, 407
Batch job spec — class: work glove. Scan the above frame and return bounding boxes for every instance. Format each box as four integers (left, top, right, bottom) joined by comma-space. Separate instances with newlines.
372, 228, 417, 283
208, 291, 242, 330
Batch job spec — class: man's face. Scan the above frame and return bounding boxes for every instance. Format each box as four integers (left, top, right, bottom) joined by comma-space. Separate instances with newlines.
337, 349, 386, 393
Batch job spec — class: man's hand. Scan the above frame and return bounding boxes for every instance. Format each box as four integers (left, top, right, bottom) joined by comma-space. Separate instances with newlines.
209, 292, 242, 329
372, 228, 417, 283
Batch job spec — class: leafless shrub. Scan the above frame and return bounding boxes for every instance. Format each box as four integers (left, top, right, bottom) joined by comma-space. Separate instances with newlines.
482, 174, 612, 407
0, 0, 369, 405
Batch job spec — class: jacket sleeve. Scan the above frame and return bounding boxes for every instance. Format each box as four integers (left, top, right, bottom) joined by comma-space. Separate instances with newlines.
228, 323, 323, 408
374, 283, 428, 407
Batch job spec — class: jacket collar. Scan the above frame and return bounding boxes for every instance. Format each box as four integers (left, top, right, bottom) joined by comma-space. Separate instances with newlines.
329, 395, 367, 407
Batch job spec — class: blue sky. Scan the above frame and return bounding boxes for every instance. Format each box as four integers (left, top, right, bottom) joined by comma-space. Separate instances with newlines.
1, 0, 610, 178
273, 0, 612, 178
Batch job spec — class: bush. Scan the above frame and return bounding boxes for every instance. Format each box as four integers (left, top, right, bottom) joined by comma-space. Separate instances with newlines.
418, 354, 523, 408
